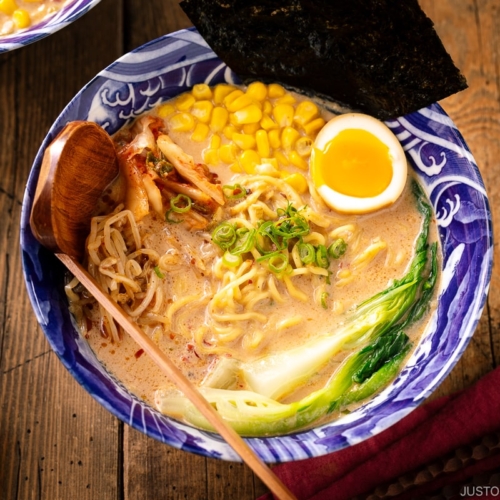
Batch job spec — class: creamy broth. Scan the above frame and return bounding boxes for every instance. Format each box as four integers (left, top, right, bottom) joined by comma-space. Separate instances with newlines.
68, 82, 439, 434
86, 183, 433, 397
0, 0, 70, 36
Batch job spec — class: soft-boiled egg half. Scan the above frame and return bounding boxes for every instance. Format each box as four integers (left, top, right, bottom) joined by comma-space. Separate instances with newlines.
310, 113, 407, 214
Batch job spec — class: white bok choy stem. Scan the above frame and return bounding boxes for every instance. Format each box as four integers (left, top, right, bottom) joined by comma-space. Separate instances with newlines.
155, 182, 435, 436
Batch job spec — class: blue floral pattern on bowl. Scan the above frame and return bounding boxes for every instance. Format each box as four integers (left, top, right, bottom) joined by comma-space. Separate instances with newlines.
0, 0, 100, 53
20, 28, 493, 463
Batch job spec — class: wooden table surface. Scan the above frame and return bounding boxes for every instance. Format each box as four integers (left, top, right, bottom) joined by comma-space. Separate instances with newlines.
0, 1, 498, 499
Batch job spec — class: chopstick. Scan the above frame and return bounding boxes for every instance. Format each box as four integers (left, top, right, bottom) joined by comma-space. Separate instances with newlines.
57, 253, 297, 500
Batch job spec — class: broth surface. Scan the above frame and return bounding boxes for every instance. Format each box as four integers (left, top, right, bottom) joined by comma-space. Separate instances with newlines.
68, 83, 439, 433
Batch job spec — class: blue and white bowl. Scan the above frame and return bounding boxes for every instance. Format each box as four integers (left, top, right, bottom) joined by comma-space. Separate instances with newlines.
20, 28, 493, 463
0, 0, 100, 53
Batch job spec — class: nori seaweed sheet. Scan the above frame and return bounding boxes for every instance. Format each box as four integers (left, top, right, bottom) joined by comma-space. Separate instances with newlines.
180, 0, 467, 120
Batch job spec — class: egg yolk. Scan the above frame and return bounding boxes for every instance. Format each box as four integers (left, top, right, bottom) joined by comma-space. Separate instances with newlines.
312, 128, 393, 198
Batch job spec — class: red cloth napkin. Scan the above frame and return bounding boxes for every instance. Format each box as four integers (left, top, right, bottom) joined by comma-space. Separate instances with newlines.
258, 366, 500, 500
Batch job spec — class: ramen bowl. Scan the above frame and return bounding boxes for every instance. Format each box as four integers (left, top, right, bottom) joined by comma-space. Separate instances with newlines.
20, 28, 493, 463
0, 0, 100, 53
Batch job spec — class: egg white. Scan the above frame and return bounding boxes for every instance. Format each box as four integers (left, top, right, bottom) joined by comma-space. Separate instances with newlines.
311, 113, 407, 214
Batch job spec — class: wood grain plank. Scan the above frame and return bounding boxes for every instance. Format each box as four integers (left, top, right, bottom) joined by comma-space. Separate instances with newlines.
0, 1, 498, 500
123, 0, 191, 52
471, 0, 500, 368
418, 0, 499, 400
0, 1, 123, 500
206, 457, 261, 500
124, 427, 209, 500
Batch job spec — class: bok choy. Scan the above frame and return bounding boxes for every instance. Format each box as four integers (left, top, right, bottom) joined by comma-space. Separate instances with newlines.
156, 182, 439, 436
240, 182, 434, 400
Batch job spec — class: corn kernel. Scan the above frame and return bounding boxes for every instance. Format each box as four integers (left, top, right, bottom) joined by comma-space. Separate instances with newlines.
223, 89, 244, 108
238, 150, 261, 174
210, 134, 222, 149
246, 81, 267, 101
227, 94, 254, 112
231, 104, 262, 125
263, 100, 273, 115
283, 173, 308, 194
175, 93, 196, 111
295, 136, 313, 157
289, 150, 309, 170
12, 8, 29, 28
222, 124, 237, 140
260, 113, 278, 131
273, 104, 294, 127
233, 132, 256, 150
157, 103, 176, 118
191, 100, 213, 123
210, 106, 229, 132
192, 83, 212, 100
302, 117, 326, 136
230, 163, 243, 173
191, 123, 210, 142
256, 130, 270, 158
294, 101, 319, 126
274, 150, 289, 166
260, 157, 279, 170
213, 84, 236, 104
169, 112, 195, 132
268, 83, 286, 98
281, 126, 300, 151
268, 129, 281, 149
242, 123, 260, 134
255, 163, 280, 177
203, 148, 219, 166
276, 93, 296, 105
0, 0, 17, 15
219, 143, 237, 164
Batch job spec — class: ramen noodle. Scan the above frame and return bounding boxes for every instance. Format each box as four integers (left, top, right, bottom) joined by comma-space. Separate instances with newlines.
67, 82, 439, 435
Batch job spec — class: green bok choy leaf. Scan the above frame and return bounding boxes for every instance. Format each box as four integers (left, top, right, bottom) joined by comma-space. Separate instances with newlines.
155, 182, 438, 435
155, 328, 416, 436
239, 182, 434, 400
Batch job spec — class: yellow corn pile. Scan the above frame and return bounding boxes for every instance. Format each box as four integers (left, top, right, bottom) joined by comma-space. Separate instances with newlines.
156, 81, 327, 195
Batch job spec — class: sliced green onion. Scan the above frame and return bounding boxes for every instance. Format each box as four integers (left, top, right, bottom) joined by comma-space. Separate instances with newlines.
328, 238, 347, 259
222, 251, 242, 268
165, 209, 183, 224
256, 250, 283, 262
276, 202, 298, 218
268, 253, 289, 274
212, 222, 237, 250
257, 251, 289, 273
146, 151, 156, 166
298, 243, 316, 265
146, 151, 173, 176
257, 221, 286, 251
321, 292, 329, 309
316, 244, 330, 269
231, 228, 256, 255
154, 266, 165, 279
170, 194, 192, 213
325, 271, 332, 285
274, 215, 309, 239
222, 184, 247, 199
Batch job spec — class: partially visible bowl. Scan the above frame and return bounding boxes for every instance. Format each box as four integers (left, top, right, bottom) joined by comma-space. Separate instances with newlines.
20, 28, 493, 463
0, 0, 100, 53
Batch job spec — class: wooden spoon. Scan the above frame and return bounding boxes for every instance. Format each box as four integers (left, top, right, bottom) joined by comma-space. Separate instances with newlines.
29, 121, 297, 500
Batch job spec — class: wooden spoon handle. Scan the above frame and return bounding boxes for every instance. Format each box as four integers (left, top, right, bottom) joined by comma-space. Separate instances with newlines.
57, 253, 296, 500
